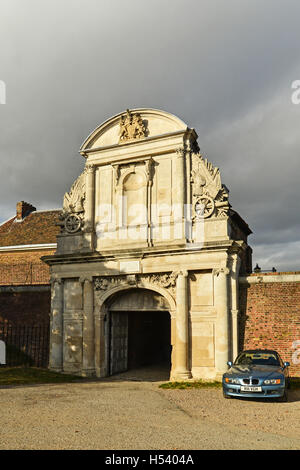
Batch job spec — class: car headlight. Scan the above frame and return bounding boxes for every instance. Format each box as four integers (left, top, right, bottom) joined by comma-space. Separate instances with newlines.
225, 377, 240, 384
263, 379, 281, 385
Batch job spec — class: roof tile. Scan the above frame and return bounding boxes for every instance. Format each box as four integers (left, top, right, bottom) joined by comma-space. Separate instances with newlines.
0, 210, 61, 246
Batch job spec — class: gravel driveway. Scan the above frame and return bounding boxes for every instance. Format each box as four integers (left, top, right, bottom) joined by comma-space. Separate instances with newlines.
0, 370, 300, 450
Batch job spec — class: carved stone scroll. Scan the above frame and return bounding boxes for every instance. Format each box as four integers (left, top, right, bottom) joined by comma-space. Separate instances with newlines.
57, 169, 87, 234
191, 151, 230, 219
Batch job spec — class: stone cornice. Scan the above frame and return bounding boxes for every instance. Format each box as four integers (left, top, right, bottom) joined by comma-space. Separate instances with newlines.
80, 131, 188, 165
41, 239, 244, 266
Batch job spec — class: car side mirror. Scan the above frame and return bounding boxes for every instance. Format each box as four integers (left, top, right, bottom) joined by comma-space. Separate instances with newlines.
227, 361, 233, 368
283, 362, 290, 368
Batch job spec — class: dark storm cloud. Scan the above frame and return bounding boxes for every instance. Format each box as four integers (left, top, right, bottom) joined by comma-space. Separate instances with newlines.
0, 0, 300, 270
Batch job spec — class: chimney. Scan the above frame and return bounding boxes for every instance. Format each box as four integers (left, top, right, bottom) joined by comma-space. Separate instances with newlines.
16, 201, 36, 220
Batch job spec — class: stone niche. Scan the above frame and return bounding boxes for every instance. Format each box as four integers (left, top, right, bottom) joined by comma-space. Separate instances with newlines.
44, 108, 252, 382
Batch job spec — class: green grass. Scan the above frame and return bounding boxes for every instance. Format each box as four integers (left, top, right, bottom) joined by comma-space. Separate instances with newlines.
159, 380, 222, 390
0, 367, 86, 386
159, 378, 300, 390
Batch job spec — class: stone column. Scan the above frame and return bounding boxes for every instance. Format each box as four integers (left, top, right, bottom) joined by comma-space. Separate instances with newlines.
81, 276, 95, 376
145, 158, 154, 247
49, 277, 64, 372
230, 254, 241, 361
84, 162, 95, 235
174, 270, 191, 379
169, 312, 177, 380
214, 267, 230, 377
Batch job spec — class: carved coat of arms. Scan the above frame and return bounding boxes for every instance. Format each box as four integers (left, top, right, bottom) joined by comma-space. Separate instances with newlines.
119, 109, 146, 143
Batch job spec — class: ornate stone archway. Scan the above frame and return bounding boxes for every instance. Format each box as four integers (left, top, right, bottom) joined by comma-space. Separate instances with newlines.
45, 108, 252, 382
93, 273, 185, 380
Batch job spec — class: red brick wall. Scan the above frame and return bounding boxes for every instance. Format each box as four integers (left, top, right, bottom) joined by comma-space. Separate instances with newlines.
0, 249, 54, 285
239, 273, 300, 377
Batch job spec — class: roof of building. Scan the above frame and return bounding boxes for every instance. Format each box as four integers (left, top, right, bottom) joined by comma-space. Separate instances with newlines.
0, 208, 61, 247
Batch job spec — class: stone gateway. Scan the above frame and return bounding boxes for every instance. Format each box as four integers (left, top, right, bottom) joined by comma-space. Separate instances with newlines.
43, 108, 252, 381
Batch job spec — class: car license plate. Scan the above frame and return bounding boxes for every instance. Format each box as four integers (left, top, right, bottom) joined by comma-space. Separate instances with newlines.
241, 386, 262, 392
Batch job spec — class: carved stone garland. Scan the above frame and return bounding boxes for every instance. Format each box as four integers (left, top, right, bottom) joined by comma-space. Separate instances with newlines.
94, 272, 178, 304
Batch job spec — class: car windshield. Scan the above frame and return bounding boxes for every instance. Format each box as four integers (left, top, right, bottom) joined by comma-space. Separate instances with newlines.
234, 351, 280, 366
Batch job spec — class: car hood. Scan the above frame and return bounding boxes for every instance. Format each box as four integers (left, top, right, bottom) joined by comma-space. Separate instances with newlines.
227, 364, 283, 378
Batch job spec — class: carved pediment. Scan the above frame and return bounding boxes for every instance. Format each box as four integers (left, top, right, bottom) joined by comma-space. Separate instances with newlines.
80, 108, 189, 151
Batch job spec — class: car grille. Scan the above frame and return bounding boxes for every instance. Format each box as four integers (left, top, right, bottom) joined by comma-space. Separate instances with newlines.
242, 378, 259, 385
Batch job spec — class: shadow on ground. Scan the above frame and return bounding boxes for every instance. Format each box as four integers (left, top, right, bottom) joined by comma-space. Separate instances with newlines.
102, 363, 171, 383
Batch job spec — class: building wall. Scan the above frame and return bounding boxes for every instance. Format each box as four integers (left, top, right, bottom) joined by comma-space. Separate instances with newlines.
0, 289, 51, 325
0, 249, 55, 325
0, 249, 54, 285
239, 272, 300, 377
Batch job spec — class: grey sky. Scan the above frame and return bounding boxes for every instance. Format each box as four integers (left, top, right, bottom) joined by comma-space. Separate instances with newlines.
0, 0, 300, 271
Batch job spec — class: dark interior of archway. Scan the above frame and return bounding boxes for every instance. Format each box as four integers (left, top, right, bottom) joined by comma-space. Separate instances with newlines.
128, 311, 171, 370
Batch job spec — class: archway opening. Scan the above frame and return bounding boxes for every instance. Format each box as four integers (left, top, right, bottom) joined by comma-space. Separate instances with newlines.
127, 310, 171, 370
107, 288, 172, 379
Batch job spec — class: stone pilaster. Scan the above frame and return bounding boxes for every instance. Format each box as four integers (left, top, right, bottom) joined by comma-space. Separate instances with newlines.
94, 309, 107, 378
84, 163, 95, 234
174, 270, 192, 379
214, 267, 230, 377
81, 276, 95, 376
49, 277, 64, 372
174, 148, 186, 240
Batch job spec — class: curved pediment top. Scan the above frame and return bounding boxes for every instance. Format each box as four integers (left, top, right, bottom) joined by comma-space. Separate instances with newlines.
80, 108, 193, 153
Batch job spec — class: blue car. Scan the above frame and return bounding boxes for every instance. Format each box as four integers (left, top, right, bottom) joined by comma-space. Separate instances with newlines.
222, 349, 290, 401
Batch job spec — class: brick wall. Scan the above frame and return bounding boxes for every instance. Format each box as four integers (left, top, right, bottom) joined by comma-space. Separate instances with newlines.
239, 272, 300, 377
0, 249, 54, 325
0, 250, 54, 265
0, 290, 51, 325
0, 249, 54, 285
